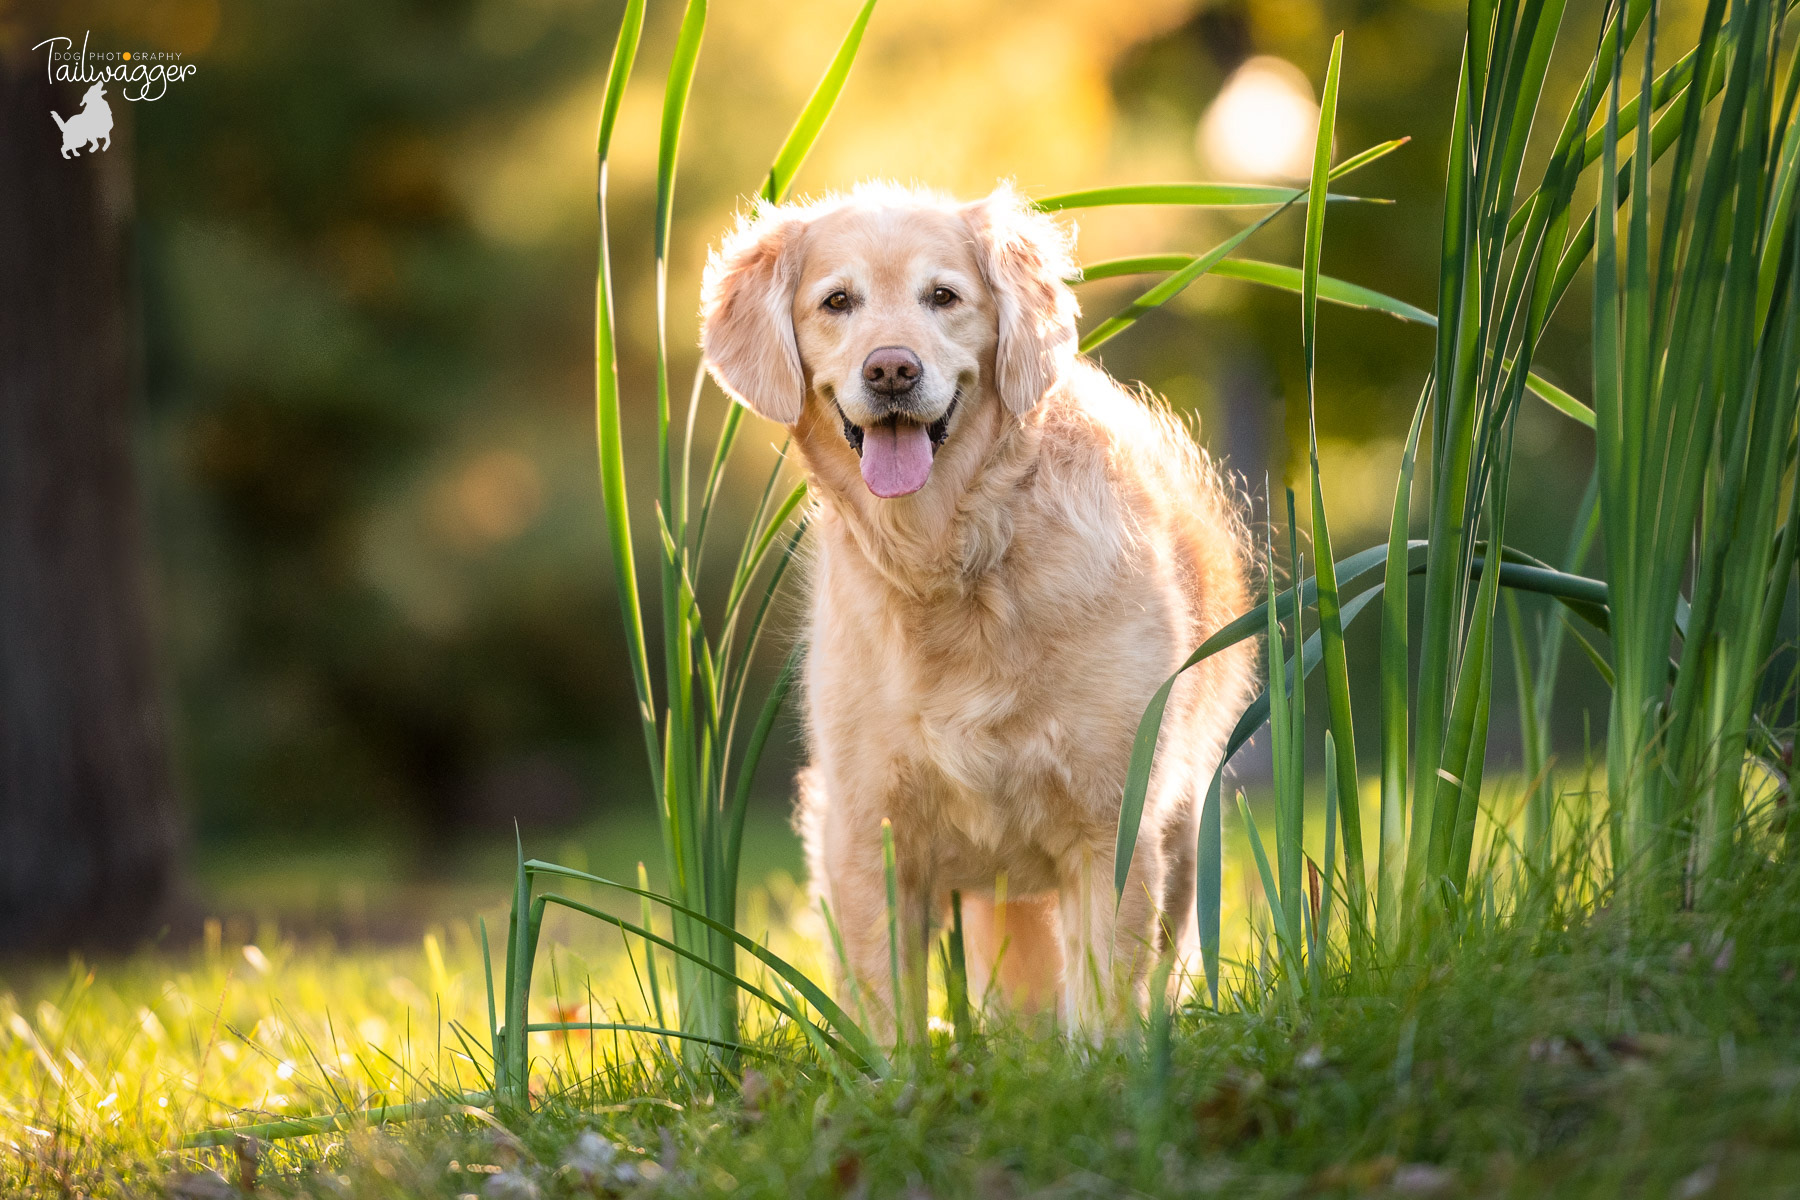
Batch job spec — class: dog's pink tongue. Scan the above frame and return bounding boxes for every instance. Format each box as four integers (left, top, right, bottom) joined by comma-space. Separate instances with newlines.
860, 421, 933, 498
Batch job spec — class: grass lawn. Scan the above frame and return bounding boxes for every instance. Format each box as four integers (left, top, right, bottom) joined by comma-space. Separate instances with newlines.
5, 806, 1798, 1199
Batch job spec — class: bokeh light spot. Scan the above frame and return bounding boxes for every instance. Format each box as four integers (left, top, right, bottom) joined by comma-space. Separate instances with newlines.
1197, 56, 1320, 182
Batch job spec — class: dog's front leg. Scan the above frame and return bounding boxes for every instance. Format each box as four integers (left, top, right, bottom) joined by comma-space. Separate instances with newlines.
1058, 838, 1163, 1042
815, 806, 933, 1047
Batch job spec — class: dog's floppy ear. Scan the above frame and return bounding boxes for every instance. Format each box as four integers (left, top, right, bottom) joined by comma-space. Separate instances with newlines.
700, 205, 808, 424
962, 184, 1080, 415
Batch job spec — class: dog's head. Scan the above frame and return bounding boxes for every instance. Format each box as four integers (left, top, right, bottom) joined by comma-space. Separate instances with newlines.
700, 182, 1079, 499
83, 83, 106, 106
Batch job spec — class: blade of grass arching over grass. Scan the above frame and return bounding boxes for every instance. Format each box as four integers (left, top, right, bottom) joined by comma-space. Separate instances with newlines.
528, 891, 866, 1070
525, 861, 889, 1075
1042, 142, 1405, 212
1225, 583, 1388, 770
593, 0, 657, 796
1077, 138, 1409, 353
1035, 182, 1370, 212
1075, 256, 1591, 425
1302, 34, 1367, 928
1116, 535, 1606, 911
1077, 255, 1433, 317
1378, 389, 1427, 946
1080, 210, 1287, 354
761, 0, 879, 203
182, 1092, 496, 1149
1116, 541, 1401, 902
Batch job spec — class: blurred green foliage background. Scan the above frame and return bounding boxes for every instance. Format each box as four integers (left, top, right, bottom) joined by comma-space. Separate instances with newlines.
22, 0, 1615, 870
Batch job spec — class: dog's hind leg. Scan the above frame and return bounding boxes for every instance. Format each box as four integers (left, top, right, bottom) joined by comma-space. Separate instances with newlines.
1059, 838, 1163, 1041
960, 891, 1060, 1019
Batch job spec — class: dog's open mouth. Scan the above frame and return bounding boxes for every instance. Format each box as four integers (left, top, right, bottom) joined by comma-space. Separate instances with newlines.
837, 393, 958, 499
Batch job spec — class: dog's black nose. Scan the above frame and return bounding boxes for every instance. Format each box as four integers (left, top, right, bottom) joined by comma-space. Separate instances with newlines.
862, 346, 922, 396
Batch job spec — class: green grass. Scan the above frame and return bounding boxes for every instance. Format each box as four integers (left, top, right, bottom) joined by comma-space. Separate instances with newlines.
6, 831, 1800, 1197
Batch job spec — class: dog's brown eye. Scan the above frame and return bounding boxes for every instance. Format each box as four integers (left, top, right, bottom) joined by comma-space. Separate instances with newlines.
823, 290, 852, 312
930, 286, 958, 308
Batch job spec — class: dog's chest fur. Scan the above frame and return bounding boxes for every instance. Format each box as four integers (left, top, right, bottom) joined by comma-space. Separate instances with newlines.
805, 458, 1186, 886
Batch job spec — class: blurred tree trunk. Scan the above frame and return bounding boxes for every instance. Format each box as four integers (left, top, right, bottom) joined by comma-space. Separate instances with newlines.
0, 53, 180, 952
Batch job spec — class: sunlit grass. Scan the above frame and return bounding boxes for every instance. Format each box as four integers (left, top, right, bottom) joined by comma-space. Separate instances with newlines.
6, 794, 1798, 1196
0, 868, 833, 1194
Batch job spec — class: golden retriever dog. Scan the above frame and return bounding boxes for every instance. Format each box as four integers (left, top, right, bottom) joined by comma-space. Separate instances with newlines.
699, 181, 1254, 1037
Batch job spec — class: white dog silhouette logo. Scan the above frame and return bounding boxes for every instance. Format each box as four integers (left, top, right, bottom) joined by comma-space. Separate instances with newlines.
51, 82, 113, 158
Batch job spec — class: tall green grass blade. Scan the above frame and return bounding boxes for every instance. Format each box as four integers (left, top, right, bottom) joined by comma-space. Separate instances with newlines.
1302, 35, 1366, 927
1320, 731, 1340, 965
719, 520, 807, 758
504, 830, 531, 1106
1377, 389, 1426, 946
654, 1, 705, 262
699, 0, 879, 558
1264, 534, 1297, 966
1504, 593, 1548, 873
725, 641, 802, 898
1196, 772, 1223, 1006
593, 0, 659, 795
637, 860, 673, 1062
881, 819, 902, 1044
1235, 789, 1294, 976
652, 10, 706, 842
478, 916, 499, 1086
1302, 36, 1343, 371
1442, 511, 1502, 897
1279, 494, 1307, 973
945, 891, 973, 1045
761, 0, 879, 203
